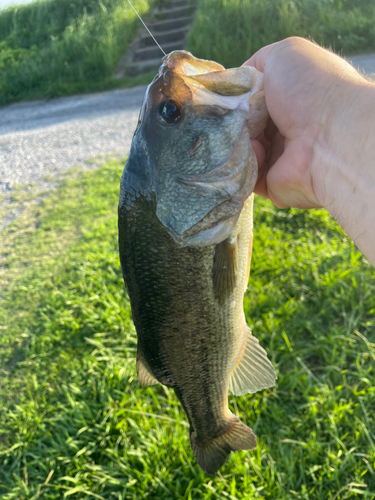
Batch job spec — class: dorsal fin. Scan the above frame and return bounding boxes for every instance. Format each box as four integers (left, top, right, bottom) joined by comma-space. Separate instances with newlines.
212, 237, 238, 305
229, 325, 277, 396
136, 348, 158, 387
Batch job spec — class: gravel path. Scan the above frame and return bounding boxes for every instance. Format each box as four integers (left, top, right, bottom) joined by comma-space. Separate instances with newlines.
0, 85, 147, 194
0, 52, 374, 198
346, 53, 375, 78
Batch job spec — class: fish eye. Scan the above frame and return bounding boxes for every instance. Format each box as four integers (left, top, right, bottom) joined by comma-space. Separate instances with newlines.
158, 100, 181, 124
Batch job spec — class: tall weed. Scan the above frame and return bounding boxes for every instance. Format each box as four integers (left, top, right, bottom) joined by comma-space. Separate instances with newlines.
187, 0, 375, 68
0, 0, 157, 104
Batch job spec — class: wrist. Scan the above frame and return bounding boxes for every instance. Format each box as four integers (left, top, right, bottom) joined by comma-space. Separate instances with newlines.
313, 81, 375, 263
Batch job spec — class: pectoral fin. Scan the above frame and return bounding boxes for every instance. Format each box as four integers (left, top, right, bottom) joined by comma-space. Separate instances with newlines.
136, 349, 158, 387
229, 326, 277, 396
213, 237, 238, 304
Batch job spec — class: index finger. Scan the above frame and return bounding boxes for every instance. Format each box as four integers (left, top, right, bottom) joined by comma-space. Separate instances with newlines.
242, 41, 280, 72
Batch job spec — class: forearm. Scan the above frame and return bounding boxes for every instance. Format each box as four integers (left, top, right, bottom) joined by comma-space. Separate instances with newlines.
314, 83, 375, 265
245, 37, 375, 265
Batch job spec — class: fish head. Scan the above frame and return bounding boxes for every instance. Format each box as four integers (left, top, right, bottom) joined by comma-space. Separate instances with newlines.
132, 50, 268, 247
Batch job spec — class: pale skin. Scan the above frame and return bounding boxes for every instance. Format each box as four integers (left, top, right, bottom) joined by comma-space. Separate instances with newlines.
243, 37, 375, 266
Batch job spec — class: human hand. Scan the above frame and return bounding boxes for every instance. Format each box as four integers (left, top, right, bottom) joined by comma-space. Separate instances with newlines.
244, 37, 372, 210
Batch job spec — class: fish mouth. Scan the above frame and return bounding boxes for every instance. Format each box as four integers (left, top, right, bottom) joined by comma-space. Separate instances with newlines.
160, 50, 225, 77
148, 51, 268, 247
158, 51, 268, 138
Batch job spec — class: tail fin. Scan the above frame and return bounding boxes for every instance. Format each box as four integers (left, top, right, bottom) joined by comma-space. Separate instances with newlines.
190, 416, 256, 475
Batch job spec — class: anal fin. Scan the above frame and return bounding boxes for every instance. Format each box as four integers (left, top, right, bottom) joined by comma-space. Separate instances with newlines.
136, 349, 158, 387
229, 326, 277, 396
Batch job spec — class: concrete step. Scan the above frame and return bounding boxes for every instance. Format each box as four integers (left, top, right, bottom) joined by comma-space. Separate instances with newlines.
115, 0, 197, 79
148, 15, 195, 32
134, 41, 185, 61
126, 57, 163, 77
139, 26, 189, 48
168, 0, 192, 7
155, 5, 195, 21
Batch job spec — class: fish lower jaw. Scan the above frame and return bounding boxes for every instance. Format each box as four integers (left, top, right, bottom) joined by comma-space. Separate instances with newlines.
171, 213, 240, 247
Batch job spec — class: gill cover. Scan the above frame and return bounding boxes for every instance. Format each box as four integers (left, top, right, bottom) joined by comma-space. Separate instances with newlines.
133, 51, 268, 247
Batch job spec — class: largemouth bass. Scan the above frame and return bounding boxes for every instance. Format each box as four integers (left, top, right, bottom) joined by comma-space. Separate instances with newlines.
118, 51, 277, 474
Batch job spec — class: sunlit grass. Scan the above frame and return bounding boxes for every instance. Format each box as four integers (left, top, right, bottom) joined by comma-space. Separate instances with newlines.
0, 159, 374, 499
187, 0, 375, 69
0, 0, 160, 104
2, 0, 375, 103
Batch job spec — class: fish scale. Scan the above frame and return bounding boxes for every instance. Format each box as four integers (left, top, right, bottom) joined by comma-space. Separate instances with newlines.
118, 50, 277, 474
120, 191, 238, 436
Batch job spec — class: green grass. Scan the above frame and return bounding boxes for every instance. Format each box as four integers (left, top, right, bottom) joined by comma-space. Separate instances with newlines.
0, 159, 374, 499
2, 0, 375, 105
0, 0, 165, 105
187, 0, 375, 69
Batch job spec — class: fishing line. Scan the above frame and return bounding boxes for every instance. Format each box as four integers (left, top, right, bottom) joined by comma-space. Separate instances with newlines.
126, 0, 166, 56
